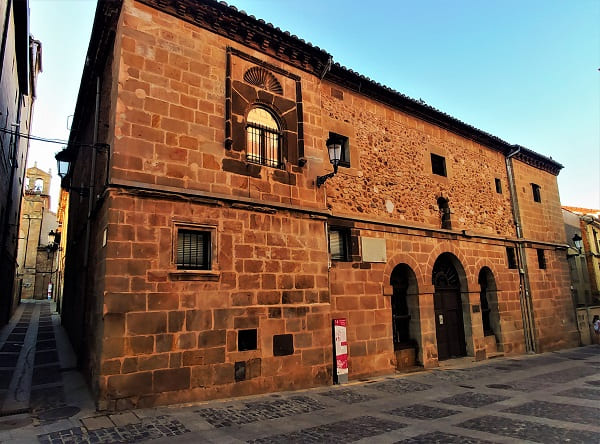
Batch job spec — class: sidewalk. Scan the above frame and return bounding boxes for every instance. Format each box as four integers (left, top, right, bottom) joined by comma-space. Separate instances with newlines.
1, 300, 599, 443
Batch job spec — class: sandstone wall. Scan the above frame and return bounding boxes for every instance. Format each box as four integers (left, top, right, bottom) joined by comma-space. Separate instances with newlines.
99, 190, 331, 409
85, 0, 579, 409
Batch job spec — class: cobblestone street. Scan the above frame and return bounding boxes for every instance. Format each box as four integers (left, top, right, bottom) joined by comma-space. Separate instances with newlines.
1, 301, 599, 443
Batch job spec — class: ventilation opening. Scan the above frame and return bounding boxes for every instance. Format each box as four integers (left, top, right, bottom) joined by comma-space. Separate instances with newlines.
238, 329, 257, 351
273, 334, 294, 356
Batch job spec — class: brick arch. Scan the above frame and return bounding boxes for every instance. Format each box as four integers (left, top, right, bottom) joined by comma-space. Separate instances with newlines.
427, 242, 472, 292
383, 253, 427, 291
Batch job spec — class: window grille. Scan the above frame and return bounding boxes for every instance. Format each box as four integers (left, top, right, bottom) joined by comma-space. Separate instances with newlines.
176, 230, 210, 270
246, 107, 282, 169
329, 228, 350, 261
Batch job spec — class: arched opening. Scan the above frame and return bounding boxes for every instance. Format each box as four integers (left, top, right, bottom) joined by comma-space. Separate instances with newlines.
390, 263, 421, 367
478, 267, 502, 352
432, 253, 467, 360
34, 178, 44, 192
246, 106, 282, 168
437, 197, 451, 229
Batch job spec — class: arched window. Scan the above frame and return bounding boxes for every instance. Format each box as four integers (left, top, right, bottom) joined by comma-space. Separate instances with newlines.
246, 107, 282, 169
34, 178, 44, 192
437, 197, 451, 230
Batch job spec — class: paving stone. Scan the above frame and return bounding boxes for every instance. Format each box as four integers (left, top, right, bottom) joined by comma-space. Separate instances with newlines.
498, 365, 599, 392
81, 415, 114, 430
109, 411, 140, 426
38, 415, 189, 443
503, 400, 600, 425
37, 406, 81, 421
386, 404, 461, 420
534, 365, 598, 383
196, 395, 326, 427
395, 431, 496, 443
0, 414, 33, 431
318, 388, 380, 404
554, 387, 600, 400
370, 379, 432, 394
439, 392, 509, 408
458, 414, 599, 443
247, 415, 406, 443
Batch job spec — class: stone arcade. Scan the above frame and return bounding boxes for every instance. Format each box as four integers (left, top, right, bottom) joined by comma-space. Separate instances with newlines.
57, 0, 578, 410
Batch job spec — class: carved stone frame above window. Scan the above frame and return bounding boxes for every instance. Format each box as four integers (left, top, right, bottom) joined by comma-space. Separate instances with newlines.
225, 47, 304, 169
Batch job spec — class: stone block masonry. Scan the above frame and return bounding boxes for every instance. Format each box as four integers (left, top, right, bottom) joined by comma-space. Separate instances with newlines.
58, 0, 579, 410
98, 191, 332, 409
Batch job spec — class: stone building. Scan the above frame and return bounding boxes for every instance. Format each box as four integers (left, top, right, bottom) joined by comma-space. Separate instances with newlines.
0, 0, 42, 325
16, 164, 59, 300
57, 0, 578, 410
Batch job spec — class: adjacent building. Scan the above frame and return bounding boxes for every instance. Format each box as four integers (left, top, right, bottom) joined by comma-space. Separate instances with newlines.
15, 164, 59, 300
0, 0, 42, 325
563, 206, 600, 344
57, 0, 579, 410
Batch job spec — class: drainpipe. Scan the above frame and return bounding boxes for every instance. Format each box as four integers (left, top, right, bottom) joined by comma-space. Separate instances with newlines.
505, 146, 536, 353
83, 76, 100, 267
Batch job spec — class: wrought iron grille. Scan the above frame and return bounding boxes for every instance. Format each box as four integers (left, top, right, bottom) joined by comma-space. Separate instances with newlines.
176, 230, 210, 270
246, 122, 282, 169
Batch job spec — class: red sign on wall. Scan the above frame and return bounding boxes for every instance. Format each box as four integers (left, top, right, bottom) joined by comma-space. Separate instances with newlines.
333, 318, 348, 383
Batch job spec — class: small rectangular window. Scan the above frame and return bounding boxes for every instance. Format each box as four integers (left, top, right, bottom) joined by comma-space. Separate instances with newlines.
495, 178, 502, 194
537, 249, 546, 269
431, 153, 447, 177
329, 132, 350, 168
506, 247, 517, 269
532, 184, 541, 202
176, 229, 210, 270
238, 329, 257, 351
329, 227, 350, 261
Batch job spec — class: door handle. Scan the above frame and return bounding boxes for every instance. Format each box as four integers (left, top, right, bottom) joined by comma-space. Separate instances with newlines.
438, 314, 444, 325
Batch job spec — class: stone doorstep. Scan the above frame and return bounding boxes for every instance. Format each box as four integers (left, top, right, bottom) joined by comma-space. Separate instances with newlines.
109, 411, 140, 427
80, 415, 114, 430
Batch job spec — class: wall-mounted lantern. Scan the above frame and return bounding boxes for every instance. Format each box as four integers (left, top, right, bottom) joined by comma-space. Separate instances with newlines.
316, 136, 342, 187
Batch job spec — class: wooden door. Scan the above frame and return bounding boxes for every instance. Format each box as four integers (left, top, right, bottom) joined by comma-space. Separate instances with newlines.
433, 256, 466, 361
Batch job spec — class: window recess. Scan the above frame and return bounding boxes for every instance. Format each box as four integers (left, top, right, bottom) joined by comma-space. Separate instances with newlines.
329, 227, 350, 261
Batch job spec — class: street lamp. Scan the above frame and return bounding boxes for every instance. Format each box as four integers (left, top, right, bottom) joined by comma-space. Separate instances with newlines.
572, 233, 583, 255
316, 136, 342, 187
57, 159, 70, 179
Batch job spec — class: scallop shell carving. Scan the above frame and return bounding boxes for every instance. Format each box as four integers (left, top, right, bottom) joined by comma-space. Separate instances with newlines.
243, 67, 283, 95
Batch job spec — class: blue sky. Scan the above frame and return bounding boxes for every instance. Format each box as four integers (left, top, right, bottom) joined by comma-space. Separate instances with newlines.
28, 0, 599, 211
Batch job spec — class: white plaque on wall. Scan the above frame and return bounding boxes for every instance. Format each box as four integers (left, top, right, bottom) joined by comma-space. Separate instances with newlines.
361, 237, 387, 263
